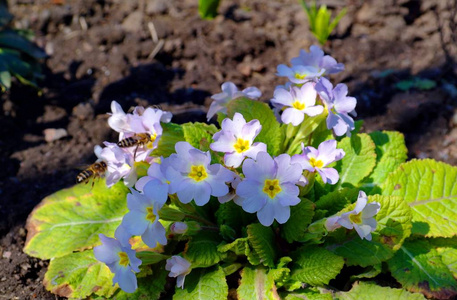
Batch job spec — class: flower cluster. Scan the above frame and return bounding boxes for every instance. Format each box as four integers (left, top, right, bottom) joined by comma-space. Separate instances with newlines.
91, 46, 380, 294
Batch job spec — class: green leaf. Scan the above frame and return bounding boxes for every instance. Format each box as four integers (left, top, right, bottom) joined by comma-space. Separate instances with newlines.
218, 238, 249, 256
24, 180, 129, 259
182, 122, 218, 151
0, 29, 47, 59
152, 122, 184, 157
350, 264, 382, 280
382, 159, 457, 237
333, 134, 377, 190
198, 0, 220, 20
281, 199, 315, 243
290, 246, 344, 286
136, 251, 169, 265
415, 78, 436, 90
314, 188, 359, 216
387, 239, 457, 299
227, 98, 283, 156
329, 194, 412, 267
44, 250, 117, 299
284, 288, 333, 300
237, 266, 280, 300
174, 266, 228, 300
362, 131, 408, 194
184, 231, 222, 268
114, 263, 168, 300
215, 201, 256, 236
396, 80, 415, 91
431, 238, 457, 278
247, 223, 278, 268
337, 281, 426, 300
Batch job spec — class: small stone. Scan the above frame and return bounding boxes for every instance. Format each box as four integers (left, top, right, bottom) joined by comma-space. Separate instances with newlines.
146, 0, 169, 15
72, 102, 95, 120
2, 251, 11, 259
18, 228, 26, 237
122, 11, 143, 32
43, 128, 68, 142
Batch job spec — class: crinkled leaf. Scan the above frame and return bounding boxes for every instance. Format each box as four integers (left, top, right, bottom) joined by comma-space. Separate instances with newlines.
333, 133, 376, 190
329, 195, 412, 267
337, 281, 426, 300
291, 246, 344, 286
314, 188, 358, 217
218, 238, 249, 256
247, 223, 277, 268
173, 266, 228, 300
382, 159, 457, 237
184, 231, 222, 268
182, 122, 218, 151
237, 266, 280, 300
284, 288, 333, 300
270, 257, 292, 287
44, 250, 117, 299
281, 199, 315, 243
215, 201, 256, 236
362, 131, 408, 194
387, 239, 457, 299
24, 180, 129, 259
152, 122, 184, 157
227, 98, 283, 156
350, 264, 382, 280
430, 238, 457, 279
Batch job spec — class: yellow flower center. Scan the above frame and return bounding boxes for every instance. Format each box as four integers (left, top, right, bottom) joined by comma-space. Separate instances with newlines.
349, 212, 362, 224
234, 138, 250, 153
145, 206, 157, 222
262, 179, 282, 199
146, 133, 157, 149
189, 165, 208, 182
118, 252, 129, 267
292, 100, 305, 110
295, 73, 306, 80
309, 157, 324, 169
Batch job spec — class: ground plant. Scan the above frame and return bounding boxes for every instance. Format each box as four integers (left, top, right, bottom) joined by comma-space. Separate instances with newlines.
24, 46, 457, 299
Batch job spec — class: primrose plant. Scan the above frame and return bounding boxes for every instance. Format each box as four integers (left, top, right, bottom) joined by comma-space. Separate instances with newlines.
25, 46, 457, 300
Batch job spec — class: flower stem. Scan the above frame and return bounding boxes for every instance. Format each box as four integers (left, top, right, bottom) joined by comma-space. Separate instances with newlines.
184, 214, 217, 227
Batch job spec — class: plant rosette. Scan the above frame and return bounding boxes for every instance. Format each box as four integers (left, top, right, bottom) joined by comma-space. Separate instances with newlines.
24, 46, 457, 300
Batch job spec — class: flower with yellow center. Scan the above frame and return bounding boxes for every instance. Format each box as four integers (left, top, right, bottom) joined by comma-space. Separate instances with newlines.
210, 113, 267, 168
271, 82, 324, 126
236, 152, 302, 226
168, 142, 235, 206
94, 234, 142, 293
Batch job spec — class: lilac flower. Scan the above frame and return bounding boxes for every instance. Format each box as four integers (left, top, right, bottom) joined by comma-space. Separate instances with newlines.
236, 152, 302, 226
135, 157, 172, 199
121, 188, 167, 248
276, 64, 324, 84
315, 77, 357, 137
94, 234, 142, 293
210, 113, 267, 168
100, 142, 137, 187
166, 256, 191, 289
207, 82, 262, 121
291, 140, 345, 185
170, 222, 188, 234
218, 174, 242, 204
167, 142, 235, 206
270, 82, 324, 126
290, 45, 344, 76
326, 191, 381, 241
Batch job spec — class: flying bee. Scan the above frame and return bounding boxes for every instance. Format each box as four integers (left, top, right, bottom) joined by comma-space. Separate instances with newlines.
76, 161, 108, 187
117, 132, 156, 160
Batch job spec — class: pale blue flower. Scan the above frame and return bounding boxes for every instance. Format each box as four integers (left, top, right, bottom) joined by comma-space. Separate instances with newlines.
121, 188, 167, 248
291, 140, 345, 185
166, 256, 191, 289
210, 113, 267, 168
135, 157, 172, 202
167, 142, 235, 206
170, 222, 188, 234
315, 77, 357, 137
94, 234, 142, 293
290, 45, 344, 76
326, 191, 381, 241
236, 152, 302, 226
276, 64, 324, 84
270, 82, 324, 126
207, 82, 261, 120
100, 142, 137, 187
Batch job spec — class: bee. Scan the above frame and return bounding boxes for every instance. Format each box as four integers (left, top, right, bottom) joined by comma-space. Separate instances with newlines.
76, 161, 108, 186
117, 132, 155, 159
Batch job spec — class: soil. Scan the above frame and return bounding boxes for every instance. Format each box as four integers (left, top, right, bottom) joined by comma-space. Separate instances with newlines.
1, 0, 457, 299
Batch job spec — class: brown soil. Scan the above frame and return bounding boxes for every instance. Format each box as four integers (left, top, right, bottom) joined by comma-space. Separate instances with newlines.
1, 0, 456, 298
